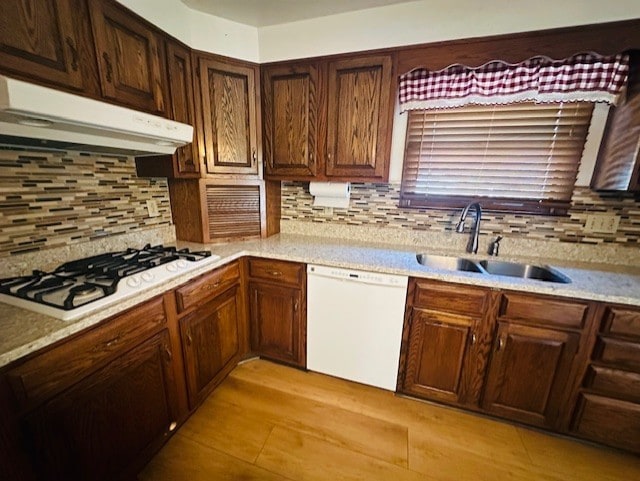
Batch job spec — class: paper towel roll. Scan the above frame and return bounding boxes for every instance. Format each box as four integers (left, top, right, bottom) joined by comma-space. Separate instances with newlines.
309, 181, 351, 209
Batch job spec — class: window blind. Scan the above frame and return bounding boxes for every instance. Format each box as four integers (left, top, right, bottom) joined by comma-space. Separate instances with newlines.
400, 101, 594, 214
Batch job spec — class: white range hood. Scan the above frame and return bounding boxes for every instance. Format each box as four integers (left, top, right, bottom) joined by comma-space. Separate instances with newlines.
0, 75, 193, 156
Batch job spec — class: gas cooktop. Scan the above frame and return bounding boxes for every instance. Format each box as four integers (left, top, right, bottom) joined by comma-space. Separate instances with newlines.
0, 244, 220, 321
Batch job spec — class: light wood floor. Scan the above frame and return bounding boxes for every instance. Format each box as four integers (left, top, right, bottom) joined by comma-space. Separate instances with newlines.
139, 359, 640, 481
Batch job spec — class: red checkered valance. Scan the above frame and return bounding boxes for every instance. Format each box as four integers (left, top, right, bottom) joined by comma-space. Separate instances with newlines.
398, 52, 629, 112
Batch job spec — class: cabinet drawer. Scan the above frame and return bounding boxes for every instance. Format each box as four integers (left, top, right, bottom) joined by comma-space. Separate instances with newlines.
572, 393, 640, 453
601, 306, 640, 339
7, 296, 167, 409
412, 280, 487, 316
584, 365, 640, 402
248, 258, 304, 286
499, 292, 589, 329
594, 337, 640, 371
175, 261, 240, 313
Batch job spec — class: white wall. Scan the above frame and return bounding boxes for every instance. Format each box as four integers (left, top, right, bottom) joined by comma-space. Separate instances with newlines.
116, 0, 259, 62
258, 0, 640, 62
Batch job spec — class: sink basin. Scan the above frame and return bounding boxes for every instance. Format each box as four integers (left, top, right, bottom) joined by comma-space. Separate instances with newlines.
416, 254, 483, 273
478, 260, 571, 284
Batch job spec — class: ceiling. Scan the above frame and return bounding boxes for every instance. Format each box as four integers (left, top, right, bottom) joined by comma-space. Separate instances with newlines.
180, 0, 414, 27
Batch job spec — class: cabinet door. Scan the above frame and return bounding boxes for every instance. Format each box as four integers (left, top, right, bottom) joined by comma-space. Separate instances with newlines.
166, 41, 200, 177
199, 58, 259, 176
88, 0, 167, 114
23, 330, 179, 481
249, 282, 304, 367
263, 63, 318, 178
0, 0, 84, 90
482, 322, 580, 428
402, 308, 477, 405
180, 286, 241, 408
325, 55, 392, 180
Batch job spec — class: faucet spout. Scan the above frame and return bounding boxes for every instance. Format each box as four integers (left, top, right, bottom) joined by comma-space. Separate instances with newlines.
455, 203, 482, 254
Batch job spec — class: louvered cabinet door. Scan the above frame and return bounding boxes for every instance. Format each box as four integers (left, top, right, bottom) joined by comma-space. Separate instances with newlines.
198, 57, 260, 176
203, 181, 264, 241
325, 55, 393, 180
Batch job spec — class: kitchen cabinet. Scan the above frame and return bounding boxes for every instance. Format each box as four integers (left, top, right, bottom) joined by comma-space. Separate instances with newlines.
0, 0, 99, 94
165, 40, 200, 177
399, 280, 493, 406
88, 0, 168, 115
263, 62, 319, 178
6, 297, 181, 481
247, 258, 306, 367
197, 55, 260, 176
262, 53, 394, 182
399, 282, 595, 431
175, 262, 247, 409
168, 178, 266, 243
571, 304, 640, 452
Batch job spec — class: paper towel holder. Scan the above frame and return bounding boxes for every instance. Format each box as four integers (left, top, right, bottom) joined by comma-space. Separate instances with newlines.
309, 181, 351, 209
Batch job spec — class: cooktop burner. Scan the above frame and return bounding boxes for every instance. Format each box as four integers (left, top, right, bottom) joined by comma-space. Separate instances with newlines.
0, 244, 220, 321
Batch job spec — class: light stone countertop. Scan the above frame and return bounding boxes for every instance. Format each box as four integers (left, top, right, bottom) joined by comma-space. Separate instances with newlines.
1, 233, 639, 369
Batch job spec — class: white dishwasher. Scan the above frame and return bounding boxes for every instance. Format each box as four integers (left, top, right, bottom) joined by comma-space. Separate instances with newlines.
306, 264, 408, 391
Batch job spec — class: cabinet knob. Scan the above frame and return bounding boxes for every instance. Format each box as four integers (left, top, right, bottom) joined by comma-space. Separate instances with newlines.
293, 300, 299, 312
470, 333, 477, 345
309, 151, 314, 166
497, 336, 505, 351
186, 329, 193, 346
163, 345, 173, 362
168, 421, 177, 432
252, 149, 257, 166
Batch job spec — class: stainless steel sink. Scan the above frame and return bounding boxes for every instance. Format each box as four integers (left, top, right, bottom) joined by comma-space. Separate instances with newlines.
416, 254, 483, 273
478, 260, 571, 283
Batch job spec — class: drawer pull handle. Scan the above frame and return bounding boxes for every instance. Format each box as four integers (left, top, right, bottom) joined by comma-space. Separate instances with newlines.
252, 149, 257, 166
207, 281, 221, 290
497, 336, 505, 351
470, 333, 477, 345
186, 329, 193, 346
269, 270, 282, 277
66, 37, 79, 71
293, 300, 299, 313
106, 336, 120, 348
309, 151, 314, 165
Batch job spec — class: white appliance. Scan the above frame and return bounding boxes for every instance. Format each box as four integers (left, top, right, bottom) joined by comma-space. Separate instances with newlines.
0, 75, 193, 156
306, 264, 409, 391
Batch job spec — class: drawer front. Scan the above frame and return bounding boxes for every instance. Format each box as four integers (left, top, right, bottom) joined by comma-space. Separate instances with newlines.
594, 337, 640, 371
584, 365, 640, 402
572, 393, 640, 453
248, 258, 303, 286
7, 296, 167, 409
175, 261, 240, 313
602, 306, 640, 339
412, 280, 488, 316
499, 292, 588, 329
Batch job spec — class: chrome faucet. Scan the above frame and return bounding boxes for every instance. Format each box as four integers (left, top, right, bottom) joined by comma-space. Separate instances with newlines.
455, 203, 482, 254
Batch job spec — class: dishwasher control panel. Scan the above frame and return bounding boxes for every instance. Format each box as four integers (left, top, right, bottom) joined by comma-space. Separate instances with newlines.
307, 264, 408, 287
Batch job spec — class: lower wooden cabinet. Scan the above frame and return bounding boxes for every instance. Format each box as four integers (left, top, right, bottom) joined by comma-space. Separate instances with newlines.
399, 280, 595, 433
400, 280, 492, 406
22, 330, 179, 481
180, 285, 243, 408
481, 322, 580, 428
570, 304, 640, 452
247, 258, 306, 367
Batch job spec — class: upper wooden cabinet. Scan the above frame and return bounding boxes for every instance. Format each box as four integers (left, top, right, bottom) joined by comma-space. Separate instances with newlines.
166, 41, 200, 177
325, 56, 392, 179
0, 0, 98, 93
198, 56, 260, 176
262, 54, 394, 182
88, 0, 167, 115
263, 63, 319, 178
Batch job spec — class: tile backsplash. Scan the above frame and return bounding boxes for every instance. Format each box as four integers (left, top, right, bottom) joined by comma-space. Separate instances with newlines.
0, 150, 172, 257
282, 182, 640, 246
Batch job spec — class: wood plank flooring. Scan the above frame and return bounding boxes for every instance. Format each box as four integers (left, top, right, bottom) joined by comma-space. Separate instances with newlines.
139, 359, 640, 481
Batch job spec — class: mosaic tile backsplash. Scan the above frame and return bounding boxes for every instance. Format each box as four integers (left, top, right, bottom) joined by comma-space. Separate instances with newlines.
282, 182, 640, 246
0, 150, 172, 257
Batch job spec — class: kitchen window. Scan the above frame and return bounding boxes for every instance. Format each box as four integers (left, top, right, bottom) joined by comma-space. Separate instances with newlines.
397, 52, 629, 214
399, 101, 594, 215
